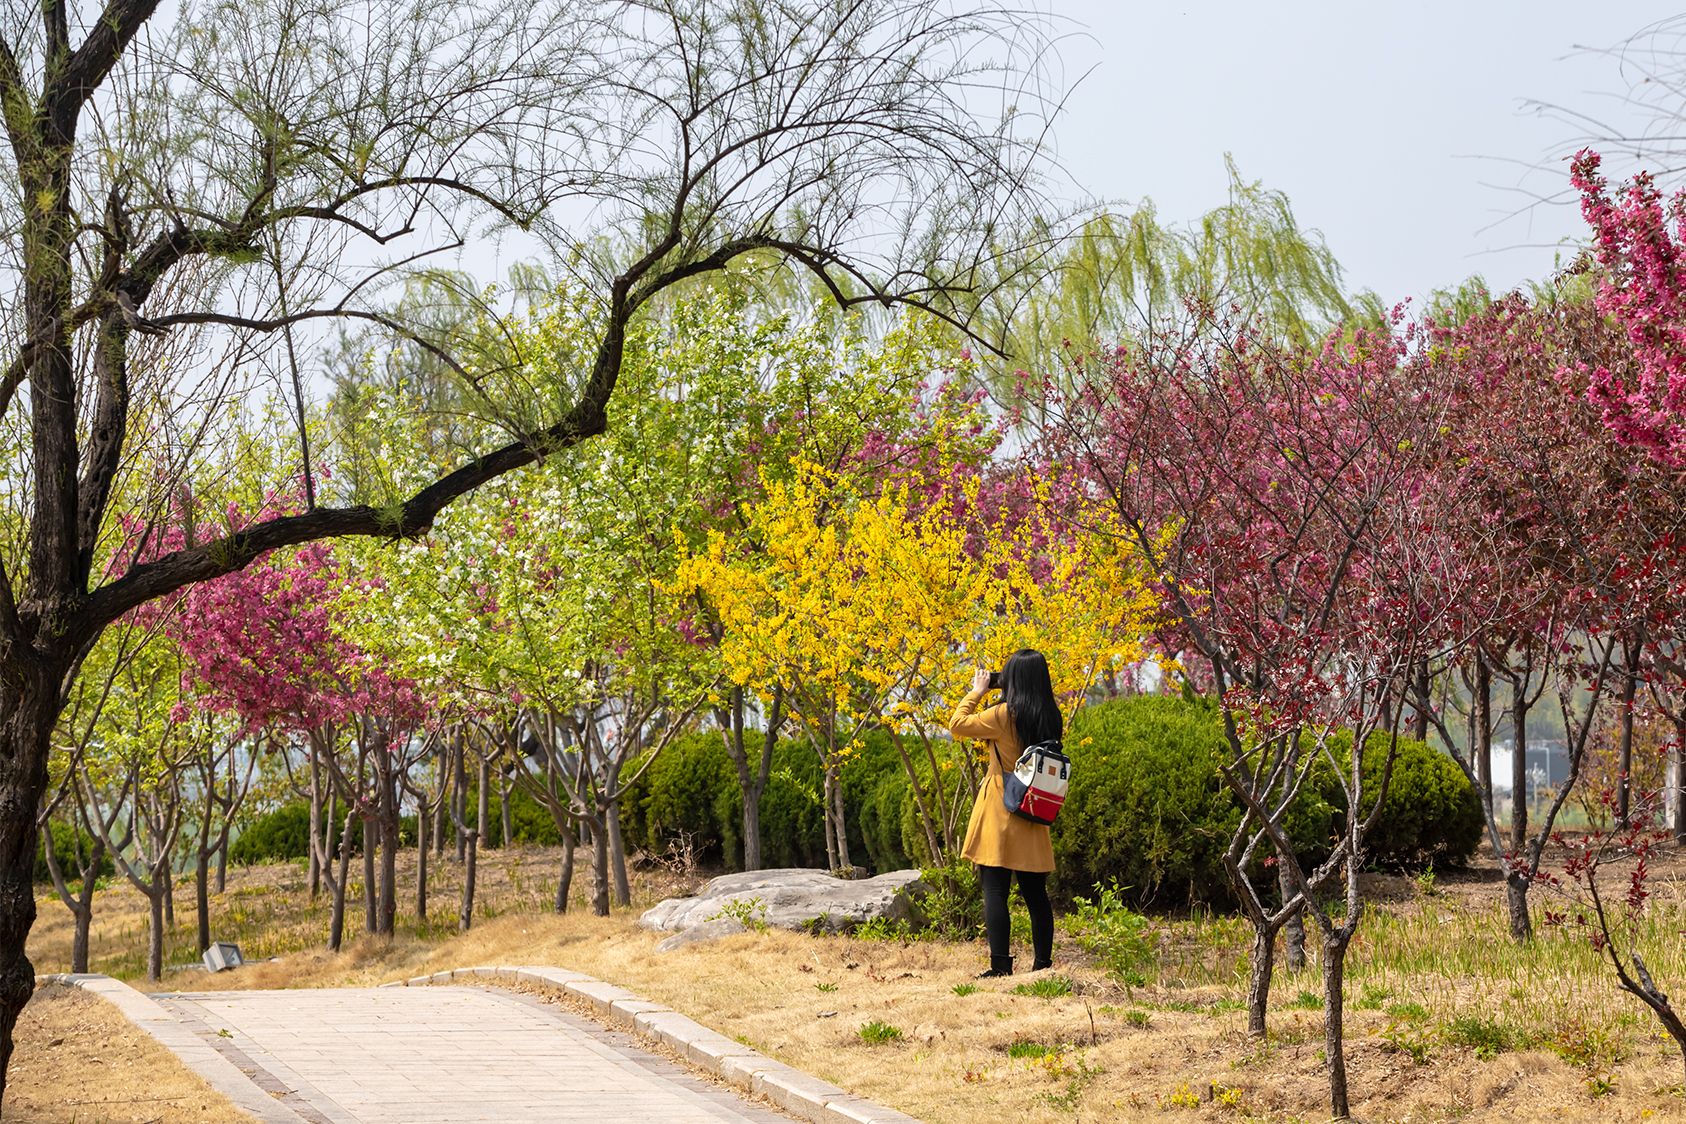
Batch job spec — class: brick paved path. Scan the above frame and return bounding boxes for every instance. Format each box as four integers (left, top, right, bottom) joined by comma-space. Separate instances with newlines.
153, 986, 795, 1124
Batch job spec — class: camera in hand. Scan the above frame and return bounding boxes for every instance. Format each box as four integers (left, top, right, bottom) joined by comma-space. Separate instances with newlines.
987, 670, 1003, 691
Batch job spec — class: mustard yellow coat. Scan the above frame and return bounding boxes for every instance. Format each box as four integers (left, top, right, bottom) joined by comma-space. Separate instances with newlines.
951, 689, 1055, 872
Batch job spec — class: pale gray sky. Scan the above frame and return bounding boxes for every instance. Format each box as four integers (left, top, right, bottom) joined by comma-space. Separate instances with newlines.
1041, 2, 1680, 305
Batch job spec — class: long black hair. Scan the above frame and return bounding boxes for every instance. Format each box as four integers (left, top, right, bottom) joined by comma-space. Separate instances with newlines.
1000, 648, 1061, 749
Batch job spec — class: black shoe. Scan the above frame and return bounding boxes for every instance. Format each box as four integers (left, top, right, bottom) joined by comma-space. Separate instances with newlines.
1030, 958, 1053, 971
975, 956, 1014, 978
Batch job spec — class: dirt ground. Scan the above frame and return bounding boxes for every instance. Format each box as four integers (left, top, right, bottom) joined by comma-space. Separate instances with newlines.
21, 845, 1686, 1123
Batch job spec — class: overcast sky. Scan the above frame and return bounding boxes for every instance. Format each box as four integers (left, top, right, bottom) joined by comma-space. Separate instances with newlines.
1038, 2, 1681, 307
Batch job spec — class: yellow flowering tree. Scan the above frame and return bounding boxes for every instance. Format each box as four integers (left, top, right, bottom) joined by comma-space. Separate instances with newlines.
679, 463, 1162, 870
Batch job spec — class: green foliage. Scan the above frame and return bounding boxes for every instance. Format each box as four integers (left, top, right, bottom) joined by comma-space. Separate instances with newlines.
1444, 1015, 1513, 1060
620, 729, 911, 873
1385, 1001, 1429, 1022
859, 770, 914, 874
230, 803, 419, 865
1283, 989, 1323, 1010
1052, 697, 1486, 908
917, 854, 984, 942
1064, 880, 1154, 983
850, 916, 919, 941
34, 822, 114, 884
1053, 697, 1236, 905
951, 982, 979, 996
1013, 976, 1074, 998
858, 1020, 903, 1045
1307, 731, 1485, 869
707, 896, 769, 932
1007, 1039, 1051, 1058
229, 803, 313, 864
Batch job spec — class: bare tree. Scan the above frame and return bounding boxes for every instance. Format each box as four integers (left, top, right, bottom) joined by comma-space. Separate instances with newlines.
0, 0, 1056, 1095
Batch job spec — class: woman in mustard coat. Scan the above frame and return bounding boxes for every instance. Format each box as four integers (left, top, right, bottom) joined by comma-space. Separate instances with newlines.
950, 648, 1059, 977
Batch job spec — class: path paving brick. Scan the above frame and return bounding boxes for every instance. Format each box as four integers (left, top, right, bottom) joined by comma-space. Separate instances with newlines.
150, 985, 797, 1124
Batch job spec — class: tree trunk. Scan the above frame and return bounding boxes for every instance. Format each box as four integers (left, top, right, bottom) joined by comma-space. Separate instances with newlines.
1244, 922, 1277, 1038
216, 832, 227, 895
1322, 933, 1352, 1120
163, 866, 175, 928
195, 847, 211, 954
308, 752, 323, 897
607, 800, 630, 907
147, 882, 167, 982
1506, 871, 1532, 941
434, 737, 449, 858
328, 810, 356, 953
1508, 699, 1532, 940
1279, 863, 1306, 973
362, 817, 377, 934
454, 737, 468, 863
1475, 652, 1493, 819
379, 769, 398, 937
500, 769, 513, 849
1618, 631, 1641, 828
459, 830, 478, 932
555, 831, 575, 913
590, 814, 611, 917
720, 685, 781, 873
1411, 659, 1430, 742
416, 791, 429, 923
830, 760, 851, 872
1673, 713, 1686, 846
477, 755, 490, 851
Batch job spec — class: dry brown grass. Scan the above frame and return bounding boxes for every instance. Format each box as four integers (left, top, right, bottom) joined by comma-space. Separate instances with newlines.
25, 848, 1686, 1123
6, 980, 252, 1124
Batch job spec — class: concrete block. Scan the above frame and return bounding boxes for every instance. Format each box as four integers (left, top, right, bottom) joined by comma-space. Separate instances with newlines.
680, 1032, 764, 1075
471, 966, 497, 978
514, 966, 594, 989
608, 998, 670, 1027
563, 979, 640, 1017
429, 971, 455, 985
718, 1052, 777, 1086
752, 1065, 849, 1118
409, 976, 434, 987
378, 980, 404, 988
631, 1009, 710, 1053
494, 967, 520, 981
822, 1099, 925, 1124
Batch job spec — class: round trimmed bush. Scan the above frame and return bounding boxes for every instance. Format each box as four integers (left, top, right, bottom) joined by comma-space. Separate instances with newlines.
1053, 696, 1237, 907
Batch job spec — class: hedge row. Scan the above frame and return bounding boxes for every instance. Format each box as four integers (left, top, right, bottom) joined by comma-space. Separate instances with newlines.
222, 697, 1484, 909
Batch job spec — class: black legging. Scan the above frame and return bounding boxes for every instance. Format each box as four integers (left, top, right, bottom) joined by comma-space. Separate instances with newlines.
978, 864, 1053, 963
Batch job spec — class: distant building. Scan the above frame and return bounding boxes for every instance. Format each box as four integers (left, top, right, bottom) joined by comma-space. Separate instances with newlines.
1490, 740, 1571, 804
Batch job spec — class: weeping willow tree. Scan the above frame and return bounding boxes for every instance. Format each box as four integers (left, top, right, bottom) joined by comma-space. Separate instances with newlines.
973, 157, 1384, 388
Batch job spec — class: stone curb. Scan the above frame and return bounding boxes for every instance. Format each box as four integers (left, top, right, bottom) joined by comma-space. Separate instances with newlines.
398, 964, 926, 1124
39, 973, 311, 1124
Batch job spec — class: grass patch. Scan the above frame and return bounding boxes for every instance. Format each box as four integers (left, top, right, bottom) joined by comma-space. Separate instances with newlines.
1007, 1039, 1052, 1058
1283, 989, 1323, 1010
950, 982, 979, 996
1385, 1000, 1429, 1022
1012, 975, 1074, 998
858, 1020, 903, 1045
1444, 1014, 1513, 1060
10, 981, 250, 1124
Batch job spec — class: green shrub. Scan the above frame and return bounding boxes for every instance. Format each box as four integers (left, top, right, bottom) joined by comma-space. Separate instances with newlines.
620, 732, 737, 863
1052, 697, 1486, 907
1331, 734, 1484, 868
1064, 879, 1154, 983
917, 854, 984, 941
1053, 697, 1236, 906
230, 803, 313, 864
35, 822, 114, 884
859, 770, 913, 874
231, 803, 418, 865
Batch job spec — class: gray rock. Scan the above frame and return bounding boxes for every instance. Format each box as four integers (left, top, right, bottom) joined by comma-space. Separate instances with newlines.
653, 917, 749, 952
639, 868, 928, 936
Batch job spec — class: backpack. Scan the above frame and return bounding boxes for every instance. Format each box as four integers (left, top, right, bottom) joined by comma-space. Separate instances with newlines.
1001, 739, 1070, 826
